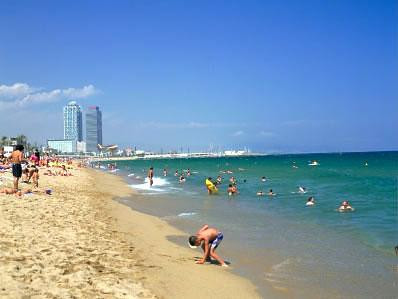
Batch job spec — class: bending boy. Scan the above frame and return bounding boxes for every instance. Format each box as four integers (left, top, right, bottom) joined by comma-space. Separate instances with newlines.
188, 224, 228, 267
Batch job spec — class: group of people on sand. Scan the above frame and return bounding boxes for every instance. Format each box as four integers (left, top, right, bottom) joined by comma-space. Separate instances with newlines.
0, 145, 77, 197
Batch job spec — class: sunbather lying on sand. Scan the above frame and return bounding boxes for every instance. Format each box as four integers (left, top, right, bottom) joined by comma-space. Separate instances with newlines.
0, 187, 33, 196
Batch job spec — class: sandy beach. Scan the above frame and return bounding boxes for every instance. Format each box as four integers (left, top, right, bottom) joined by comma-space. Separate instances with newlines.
0, 166, 259, 298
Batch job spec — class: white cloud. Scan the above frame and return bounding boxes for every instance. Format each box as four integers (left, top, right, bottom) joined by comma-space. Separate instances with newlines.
136, 122, 242, 129
63, 85, 97, 99
186, 122, 209, 128
232, 130, 244, 136
282, 119, 336, 127
259, 131, 275, 137
0, 83, 36, 98
0, 83, 98, 110
282, 120, 307, 126
137, 122, 206, 129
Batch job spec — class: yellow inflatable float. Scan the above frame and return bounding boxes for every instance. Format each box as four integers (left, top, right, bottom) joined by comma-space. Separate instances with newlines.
205, 178, 218, 194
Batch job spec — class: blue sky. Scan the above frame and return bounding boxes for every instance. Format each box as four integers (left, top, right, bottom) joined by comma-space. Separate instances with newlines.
0, 0, 397, 153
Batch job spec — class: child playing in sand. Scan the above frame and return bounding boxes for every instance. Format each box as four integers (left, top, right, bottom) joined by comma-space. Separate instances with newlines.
31, 167, 39, 188
188, 224, 228, 267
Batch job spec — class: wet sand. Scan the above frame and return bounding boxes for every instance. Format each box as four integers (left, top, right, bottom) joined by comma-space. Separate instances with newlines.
0, 167, 259, 298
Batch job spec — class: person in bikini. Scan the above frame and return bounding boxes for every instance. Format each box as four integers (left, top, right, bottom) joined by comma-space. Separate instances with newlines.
147, 167, 154, 186
188, 224, 228, 267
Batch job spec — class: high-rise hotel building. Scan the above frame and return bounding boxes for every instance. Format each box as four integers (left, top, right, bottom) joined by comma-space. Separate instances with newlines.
63, 101, 83, 141
86, 106, 102, 152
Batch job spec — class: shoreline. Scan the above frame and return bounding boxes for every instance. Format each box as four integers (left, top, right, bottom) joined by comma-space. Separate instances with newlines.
0, 166, 260, 298
94, 169, 262, 298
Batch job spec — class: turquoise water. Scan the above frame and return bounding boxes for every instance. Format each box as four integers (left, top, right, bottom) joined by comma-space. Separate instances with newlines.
102, 152, 398, 298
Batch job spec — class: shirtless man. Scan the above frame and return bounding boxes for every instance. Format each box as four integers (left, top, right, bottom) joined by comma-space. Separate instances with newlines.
338, 200, 354, 212
11, 145, 24, 192
188, 224, 228, 267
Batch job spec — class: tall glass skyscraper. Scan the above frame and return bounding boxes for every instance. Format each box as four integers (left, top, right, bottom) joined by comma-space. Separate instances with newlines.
86, 106, 102, 152
63, 101, 83, 141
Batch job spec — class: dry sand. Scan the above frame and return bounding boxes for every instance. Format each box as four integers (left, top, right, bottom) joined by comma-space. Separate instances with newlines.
0, 167, 260, 298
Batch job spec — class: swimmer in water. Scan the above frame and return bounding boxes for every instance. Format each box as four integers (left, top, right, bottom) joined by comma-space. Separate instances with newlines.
147, 167, 154, 187
261, 176, 267, 182
227, 184, 237, 196
298, 186, 307, 193
216, 175, 222, 184
175, 170, 179, 176
163, 168, 167, 176
338, 200, 354, 212
179, 175, 186, 183
268, 189, 276, 196
257, 191, 264, 196
187, 169, 191, 176
306, 196, 315, 206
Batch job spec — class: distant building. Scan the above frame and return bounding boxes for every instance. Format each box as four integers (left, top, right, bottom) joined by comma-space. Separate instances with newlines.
125, 147, 133, 156
77, 141, 86, 153
63, 101, 83, 141
86, 106, 102, 152
3, 146, 14, 158
47, 139, 77, 153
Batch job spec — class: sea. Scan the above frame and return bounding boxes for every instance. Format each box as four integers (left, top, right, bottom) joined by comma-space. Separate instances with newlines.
99, 151, 397, 298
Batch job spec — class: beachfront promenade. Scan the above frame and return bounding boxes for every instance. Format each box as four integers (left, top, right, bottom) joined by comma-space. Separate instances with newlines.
0, 163, 259, 298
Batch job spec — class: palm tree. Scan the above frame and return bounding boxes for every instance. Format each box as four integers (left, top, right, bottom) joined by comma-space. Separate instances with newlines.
1, 136, 7, 146
16, 134, 27, 146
